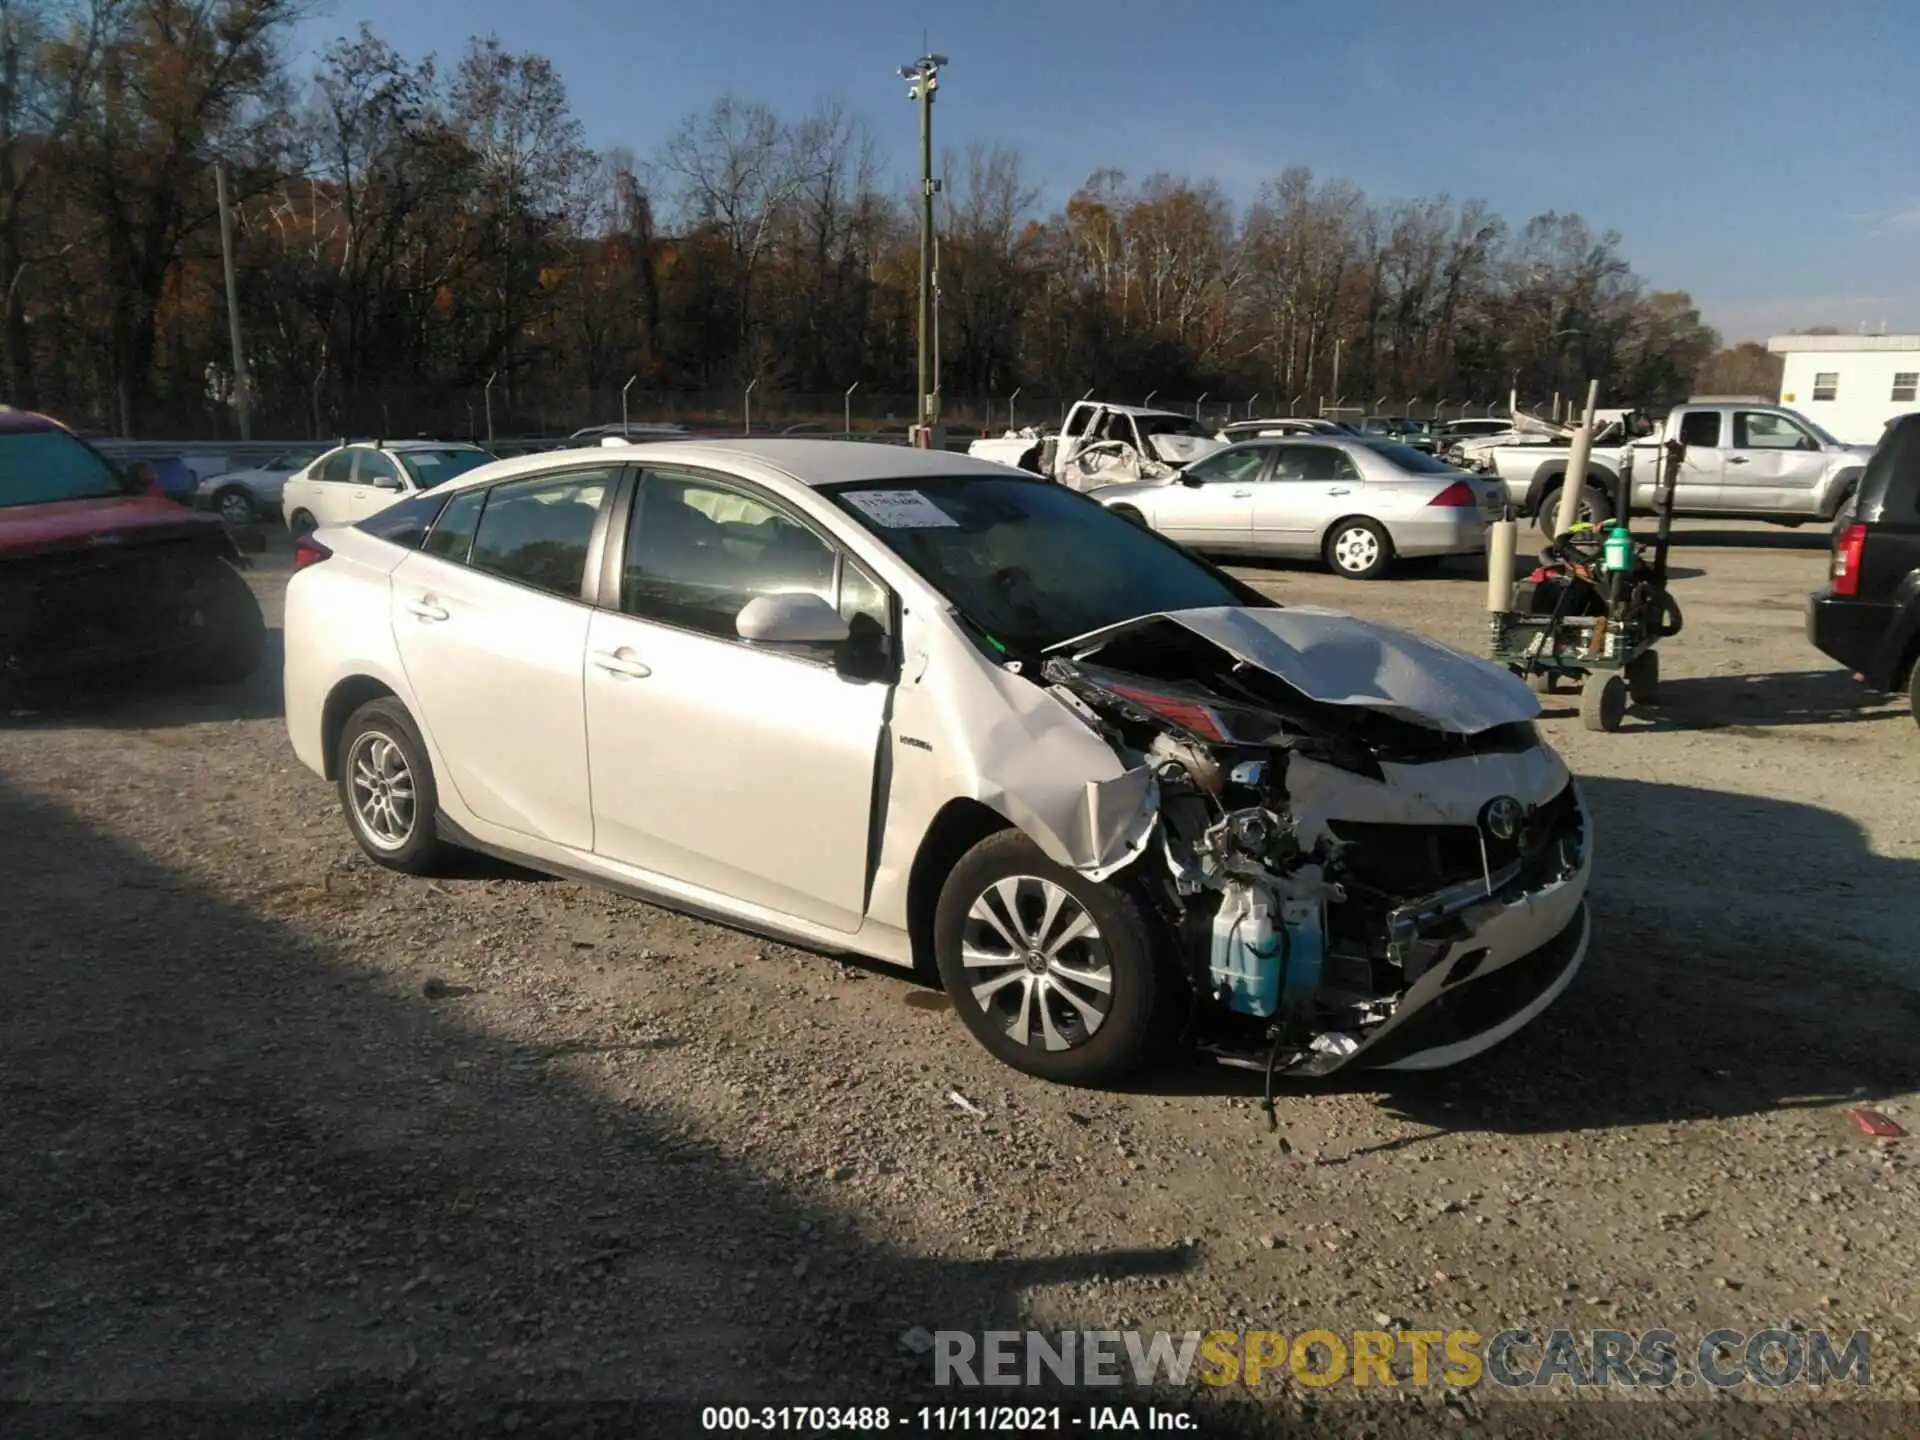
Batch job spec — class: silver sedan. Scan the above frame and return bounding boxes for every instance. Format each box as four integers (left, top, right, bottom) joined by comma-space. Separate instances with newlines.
1088, 437, 1505, 579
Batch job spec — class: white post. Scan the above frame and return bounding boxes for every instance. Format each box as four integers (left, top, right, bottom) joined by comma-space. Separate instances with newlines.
844, 380, 859, 434
1008, 387, 1021, 430
1246, 393, 1260, 419
1551, 379, 1602, 536
744, 379, 758, 435
1487, 518, 1517, 614
484, 371, 498, 443
622, 374, 637, 435
1195, 392, 1208, 420
1143, 390, 1157, 407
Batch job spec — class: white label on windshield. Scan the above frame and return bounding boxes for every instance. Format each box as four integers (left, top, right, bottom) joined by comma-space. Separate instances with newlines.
412, 454, 443, 466
843, 489, 957, 528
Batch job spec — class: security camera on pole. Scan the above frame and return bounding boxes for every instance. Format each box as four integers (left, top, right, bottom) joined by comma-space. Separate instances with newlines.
898, 53, 948, 450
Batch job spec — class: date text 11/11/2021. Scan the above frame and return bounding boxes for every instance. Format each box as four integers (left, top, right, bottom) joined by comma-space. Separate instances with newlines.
700, 1404, 1199, 1431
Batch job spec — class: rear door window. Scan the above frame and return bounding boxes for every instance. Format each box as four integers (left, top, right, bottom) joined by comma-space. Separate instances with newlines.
468, 469, 615, 598
315, 449, 355, 484
357, 491, 452, 549
424, 487, 486, 564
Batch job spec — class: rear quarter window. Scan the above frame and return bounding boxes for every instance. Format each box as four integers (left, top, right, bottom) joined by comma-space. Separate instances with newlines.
355, 490, 452, 549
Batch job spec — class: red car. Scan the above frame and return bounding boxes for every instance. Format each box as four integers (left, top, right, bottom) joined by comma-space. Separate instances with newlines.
0, 409, 265, 702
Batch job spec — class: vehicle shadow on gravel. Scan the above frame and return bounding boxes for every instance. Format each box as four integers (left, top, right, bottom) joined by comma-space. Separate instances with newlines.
0, 777, 1199, 1430
1666, 528, 1831, 552
1131, 777, 1919, 1140
1628, 668, 1907, 731
1, 627, 287, 730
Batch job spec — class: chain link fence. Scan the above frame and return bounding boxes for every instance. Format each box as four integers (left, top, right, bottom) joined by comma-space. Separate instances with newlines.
47, 378, 1553, 446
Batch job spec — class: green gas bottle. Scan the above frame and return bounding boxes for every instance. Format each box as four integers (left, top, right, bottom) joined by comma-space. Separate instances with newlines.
1603, 525, 1633, 572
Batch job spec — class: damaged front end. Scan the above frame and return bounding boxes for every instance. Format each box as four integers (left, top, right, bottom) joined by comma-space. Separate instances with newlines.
1040, 608, 1591, 1079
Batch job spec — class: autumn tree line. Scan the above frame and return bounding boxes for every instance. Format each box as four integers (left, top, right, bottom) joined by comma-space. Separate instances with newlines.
5, 0, 1774, 440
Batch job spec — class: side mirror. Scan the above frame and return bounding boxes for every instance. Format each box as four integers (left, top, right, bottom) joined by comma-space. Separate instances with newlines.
127, 460, 162, 497
735, 592, 850, 645
370, 474, 402, 491
1179, 471, 1207, 487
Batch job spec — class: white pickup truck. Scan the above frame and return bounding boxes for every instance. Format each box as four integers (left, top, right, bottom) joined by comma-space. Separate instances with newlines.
968, 401, 1227, 488
1471, 401, 1874, 532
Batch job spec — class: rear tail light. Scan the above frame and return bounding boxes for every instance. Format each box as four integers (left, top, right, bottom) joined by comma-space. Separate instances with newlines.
292, 537, 332, 571
1832, 523, 1867, 596
1428, 480, 1478, 508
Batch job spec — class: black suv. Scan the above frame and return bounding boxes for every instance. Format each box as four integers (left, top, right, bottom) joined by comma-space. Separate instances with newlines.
1807, 412, 1920, 724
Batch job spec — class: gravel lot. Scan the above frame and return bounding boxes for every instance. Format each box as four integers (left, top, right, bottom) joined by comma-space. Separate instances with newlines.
4, 521, 1916, 1436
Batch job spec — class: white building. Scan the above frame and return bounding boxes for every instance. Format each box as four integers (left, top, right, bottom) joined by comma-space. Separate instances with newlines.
1766, 333, 1920, 444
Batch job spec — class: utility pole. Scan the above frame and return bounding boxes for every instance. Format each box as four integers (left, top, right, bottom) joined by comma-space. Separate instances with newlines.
214, 162, 252, 440
899, 53, 947, 448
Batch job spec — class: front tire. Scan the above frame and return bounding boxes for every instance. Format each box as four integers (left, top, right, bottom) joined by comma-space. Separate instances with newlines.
178, 557, 266, 685
1581, 672, 1628, 732
337, 698, 450, 875
933, 830, 1164, 1086
1324, 518, 1393, 579
1906, 656, 1920, 731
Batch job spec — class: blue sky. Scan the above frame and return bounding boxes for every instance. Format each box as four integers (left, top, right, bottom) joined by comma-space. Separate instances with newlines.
290, 0, 1917, 343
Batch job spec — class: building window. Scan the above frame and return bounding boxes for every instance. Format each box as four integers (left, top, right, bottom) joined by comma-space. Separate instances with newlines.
1811, 372, 1839, 402
1893, 372, 1918, 403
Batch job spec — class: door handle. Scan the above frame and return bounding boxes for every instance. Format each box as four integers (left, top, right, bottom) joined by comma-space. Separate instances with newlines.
1326, 486, 1352, 495
1231, 489, 1253, 498
592, 649, 652, 679
1726, 456, 1749, 464
407, 599, 450, 622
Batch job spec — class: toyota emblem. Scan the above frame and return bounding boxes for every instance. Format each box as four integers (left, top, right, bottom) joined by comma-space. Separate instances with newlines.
1480, 796, 1525, 841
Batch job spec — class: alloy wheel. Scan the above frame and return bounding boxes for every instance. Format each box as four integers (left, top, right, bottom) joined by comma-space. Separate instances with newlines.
347, 730, 416, 850
960, 876, 1113, 1052
217, 491, 255, 526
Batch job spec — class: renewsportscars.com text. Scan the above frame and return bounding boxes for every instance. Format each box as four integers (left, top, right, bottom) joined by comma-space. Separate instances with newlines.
933, 1327, 1873, 1390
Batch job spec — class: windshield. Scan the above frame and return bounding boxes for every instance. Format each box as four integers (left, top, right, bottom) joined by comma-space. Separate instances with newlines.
1364, 441, 1460, 474
0, 428, 133, 507
1134, 414, 1215, 441
397, 449, 493, 489
825, 475, 1271, 654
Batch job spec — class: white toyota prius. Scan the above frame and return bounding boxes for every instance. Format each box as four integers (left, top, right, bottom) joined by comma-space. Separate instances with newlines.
284, 439, 1592, 1086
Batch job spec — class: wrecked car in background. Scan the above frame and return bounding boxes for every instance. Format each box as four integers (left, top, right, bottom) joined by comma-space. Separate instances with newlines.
969, 400, 1228, 489
0, 409, 266, 704
284, 440, 1589, 1088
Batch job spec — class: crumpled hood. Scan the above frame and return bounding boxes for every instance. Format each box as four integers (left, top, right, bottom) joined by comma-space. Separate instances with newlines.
1150, 433, 1228, 465
1050, 605, 1541, 734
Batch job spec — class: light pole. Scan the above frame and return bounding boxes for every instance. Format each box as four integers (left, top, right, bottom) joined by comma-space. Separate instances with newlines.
213, 163, 251, 440
898, 54, 947, 448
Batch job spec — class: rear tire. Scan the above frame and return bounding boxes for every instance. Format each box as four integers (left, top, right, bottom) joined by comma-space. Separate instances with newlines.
337, 698, 451, 875
1536, 481, 1612, 537
934, 830, 1164, 1086
1906, 656, 1920, 730
213, 486, 259, 526
1109, 505, 1149, 529
1324, 518, 1394, 580
178, 557, 266, 685
1626, 650, 1660, 704
289, 509, 317, 538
